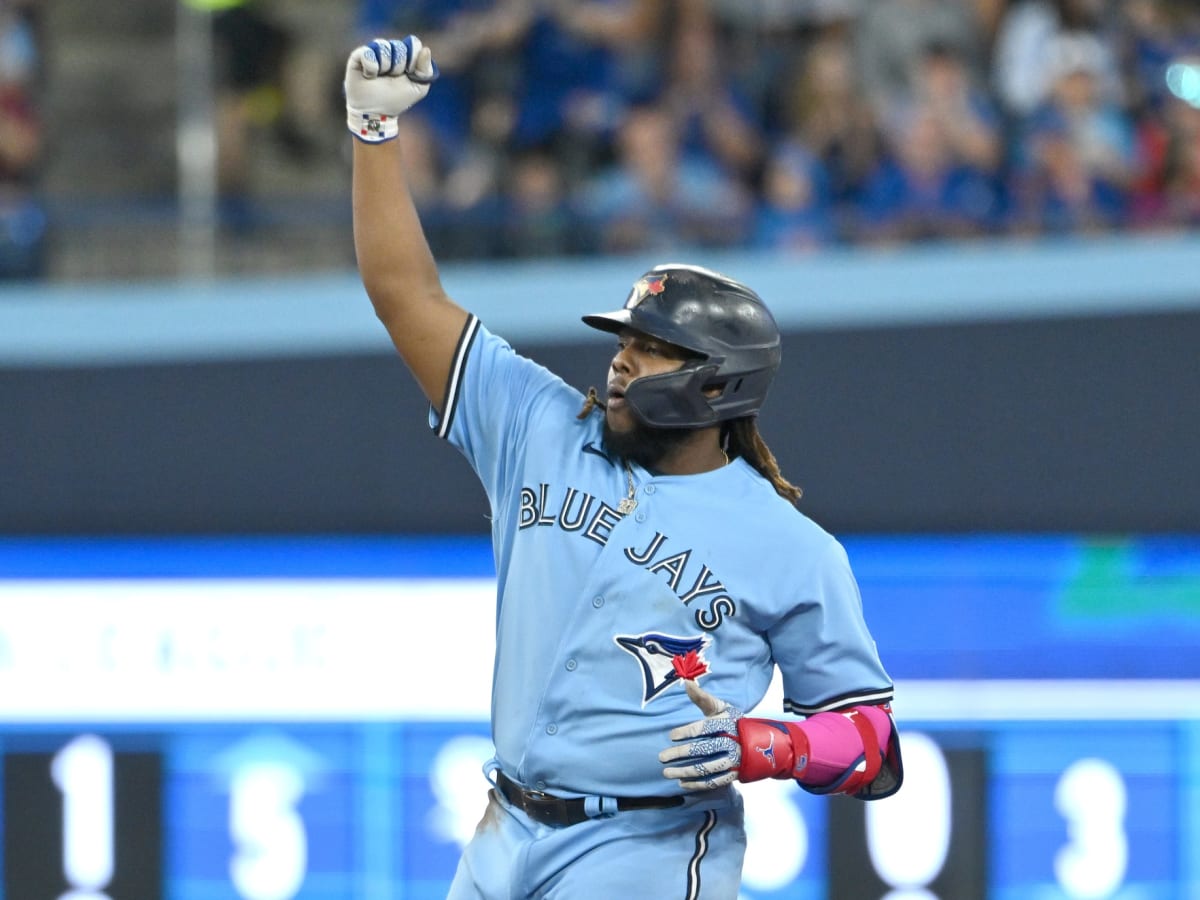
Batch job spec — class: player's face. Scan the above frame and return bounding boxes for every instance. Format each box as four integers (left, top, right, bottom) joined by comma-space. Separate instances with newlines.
604, 329, 692, 434
601, 329, 700, 468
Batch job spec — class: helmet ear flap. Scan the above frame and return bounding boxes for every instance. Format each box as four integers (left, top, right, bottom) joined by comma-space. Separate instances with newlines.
623, 363, 722, 429
718, 367, 777, 420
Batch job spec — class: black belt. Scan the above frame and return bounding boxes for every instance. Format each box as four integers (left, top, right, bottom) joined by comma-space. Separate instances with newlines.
495, 770, 684, 827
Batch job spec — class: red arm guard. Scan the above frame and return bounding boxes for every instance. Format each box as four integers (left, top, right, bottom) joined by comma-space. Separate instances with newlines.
736, 704, 902, 799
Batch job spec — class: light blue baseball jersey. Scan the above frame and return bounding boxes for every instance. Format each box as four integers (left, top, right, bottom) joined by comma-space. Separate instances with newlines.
432, 316, 894, 799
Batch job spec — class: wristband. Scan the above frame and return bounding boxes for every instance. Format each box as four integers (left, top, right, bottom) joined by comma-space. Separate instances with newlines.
736, 718, 810, 782
348, 108, 399, 143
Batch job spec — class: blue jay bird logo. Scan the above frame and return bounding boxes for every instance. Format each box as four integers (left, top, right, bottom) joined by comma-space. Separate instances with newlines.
625, 273, 669, 308
614, 632, 709, 705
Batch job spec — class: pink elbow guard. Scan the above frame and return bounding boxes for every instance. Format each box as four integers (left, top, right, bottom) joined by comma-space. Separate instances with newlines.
737, 704, 900, 798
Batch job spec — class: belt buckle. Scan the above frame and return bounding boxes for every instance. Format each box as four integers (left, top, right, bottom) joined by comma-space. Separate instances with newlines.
521, 788, 574, 827
498, 774, 584, 827
526, 792, 562, 826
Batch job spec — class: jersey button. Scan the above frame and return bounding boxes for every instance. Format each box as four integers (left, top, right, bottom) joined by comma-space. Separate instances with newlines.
535, 780, 546, 790
635, 512, 646, 522
545, 723, 558, 735
592, 596, 604, 608
645, 484, 656, 494
565, 658, 577, 671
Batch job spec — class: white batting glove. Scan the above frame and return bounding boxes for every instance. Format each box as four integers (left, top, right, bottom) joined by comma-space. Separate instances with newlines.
344, 36, 439, 143
658, 679, 744, 791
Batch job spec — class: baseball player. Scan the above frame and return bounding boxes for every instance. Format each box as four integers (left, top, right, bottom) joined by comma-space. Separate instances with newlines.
345, 36, 902, 899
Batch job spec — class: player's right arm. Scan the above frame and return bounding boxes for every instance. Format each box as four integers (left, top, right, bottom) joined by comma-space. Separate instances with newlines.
346, 37, 469, 413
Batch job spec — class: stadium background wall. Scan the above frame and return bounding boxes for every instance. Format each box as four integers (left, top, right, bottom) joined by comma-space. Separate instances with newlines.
2, 310, 1198, 535
1, 239, 1198, 536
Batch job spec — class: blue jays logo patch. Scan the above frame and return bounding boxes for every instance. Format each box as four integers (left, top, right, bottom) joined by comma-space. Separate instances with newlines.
624, 273, 668, 309
614, 631, 709, 705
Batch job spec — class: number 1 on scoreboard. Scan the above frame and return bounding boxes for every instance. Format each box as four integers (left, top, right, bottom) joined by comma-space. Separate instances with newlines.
51, 735, 114, 900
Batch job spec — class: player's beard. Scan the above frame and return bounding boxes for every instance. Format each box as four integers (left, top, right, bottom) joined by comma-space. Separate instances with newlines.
602, 418, 692, 471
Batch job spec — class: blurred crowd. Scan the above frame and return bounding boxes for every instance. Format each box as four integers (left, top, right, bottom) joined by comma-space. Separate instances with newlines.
352, 0, 1200, 261
4, 0, 1200, 279
0, 0, 42, 279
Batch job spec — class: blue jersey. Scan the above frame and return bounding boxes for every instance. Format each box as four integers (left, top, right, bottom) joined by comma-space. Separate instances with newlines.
432, 317, 893, 798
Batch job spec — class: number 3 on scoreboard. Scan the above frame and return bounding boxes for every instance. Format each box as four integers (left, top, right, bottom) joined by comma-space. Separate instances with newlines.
1054, 757, 1128, 897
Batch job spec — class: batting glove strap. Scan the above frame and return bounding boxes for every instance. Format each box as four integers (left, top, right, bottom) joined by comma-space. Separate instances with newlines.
347, 108, 399, 143
736, 718, 809, 783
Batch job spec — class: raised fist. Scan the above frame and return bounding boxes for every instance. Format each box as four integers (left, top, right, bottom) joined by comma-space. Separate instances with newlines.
344, 36, 439, 143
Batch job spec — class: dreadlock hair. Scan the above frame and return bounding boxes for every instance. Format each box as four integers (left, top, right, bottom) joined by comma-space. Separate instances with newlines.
577, 386, 605, 419
577, 389, 803, 505
725, 416, 803, 505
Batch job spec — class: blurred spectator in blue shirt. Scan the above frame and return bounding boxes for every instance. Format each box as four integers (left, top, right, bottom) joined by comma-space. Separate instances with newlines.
854, 104, 1003, 243
909, 41, 1004, 178
751, 141, 836, 253
776, 26, 884, 236
1011, 117, 1128, 234
510, 0, 660, 159
1011, 33, 1139, 233
658, 0, 765, 186
0, 0, 44, 279
574, 101, 752, 254
700, 0, 851, 144
498, 147, 580, 257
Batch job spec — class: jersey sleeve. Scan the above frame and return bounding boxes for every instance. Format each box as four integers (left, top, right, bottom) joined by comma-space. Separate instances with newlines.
428, 315, 585, 501
773, 537, 894, 717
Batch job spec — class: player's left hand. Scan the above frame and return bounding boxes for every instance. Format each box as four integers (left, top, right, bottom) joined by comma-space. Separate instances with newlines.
344, 36, 439, 143
658, 679, 744, 790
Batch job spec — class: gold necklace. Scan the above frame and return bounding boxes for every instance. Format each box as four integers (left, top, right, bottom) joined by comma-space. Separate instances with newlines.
619, 451, 728, 515
618, 462, 638, 515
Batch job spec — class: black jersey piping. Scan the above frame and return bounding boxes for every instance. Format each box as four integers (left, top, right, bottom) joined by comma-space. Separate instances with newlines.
435, 315, 481, 440
784, 685, 894, 717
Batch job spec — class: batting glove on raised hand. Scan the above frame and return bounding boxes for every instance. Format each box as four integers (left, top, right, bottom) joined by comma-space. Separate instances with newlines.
658, 679, 744, 790
344, 36, 439, 143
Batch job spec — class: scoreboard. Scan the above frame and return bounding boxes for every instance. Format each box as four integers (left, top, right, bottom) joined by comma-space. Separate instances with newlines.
1, 710, 1195, 898
0, 535, 1197, 899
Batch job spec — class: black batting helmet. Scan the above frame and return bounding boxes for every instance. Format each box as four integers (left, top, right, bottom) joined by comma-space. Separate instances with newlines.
582, 263, 782, 429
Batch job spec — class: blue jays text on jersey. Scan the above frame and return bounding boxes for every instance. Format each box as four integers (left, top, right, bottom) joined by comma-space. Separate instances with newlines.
520, 482, 737, 631
430, 316, 894, 800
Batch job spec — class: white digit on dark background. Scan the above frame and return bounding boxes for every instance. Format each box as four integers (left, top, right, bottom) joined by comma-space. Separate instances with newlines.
866, 731, 950, 899
51, 734, 114, 900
